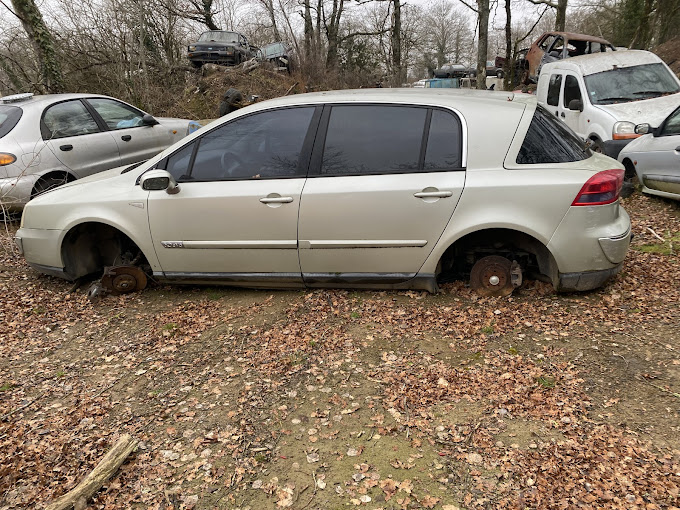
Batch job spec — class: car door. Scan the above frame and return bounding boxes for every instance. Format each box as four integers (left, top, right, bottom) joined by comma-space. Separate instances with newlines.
634, 107, 680, 194
146, 106, 319, 283
559, 72, 588, 138
298, 105, 465, 286
544, 72, 563, 119
85, 97, 169, 165
42, 99, 121, 178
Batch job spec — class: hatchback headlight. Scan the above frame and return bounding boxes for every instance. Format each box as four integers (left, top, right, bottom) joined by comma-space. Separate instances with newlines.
612, 121, 639, 140
188, 45, 196, 51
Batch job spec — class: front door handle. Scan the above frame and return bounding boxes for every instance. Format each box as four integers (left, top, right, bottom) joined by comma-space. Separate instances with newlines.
59, 144, 73, 152
260, 196, 293, 204
121, 135, 132, 142
414, 191, 453, 199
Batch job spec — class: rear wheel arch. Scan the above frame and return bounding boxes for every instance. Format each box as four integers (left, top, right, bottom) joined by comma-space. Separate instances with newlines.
435, 228, 558, 288
60, 222, 150, 280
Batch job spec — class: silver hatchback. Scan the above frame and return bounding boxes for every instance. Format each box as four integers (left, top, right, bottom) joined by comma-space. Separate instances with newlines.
0, 93, 191, 212
16, 89, 631, 296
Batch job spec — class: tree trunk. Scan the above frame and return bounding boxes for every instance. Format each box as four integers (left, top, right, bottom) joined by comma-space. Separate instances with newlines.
11, 0, 64, 93
325, 0, 344, 69
391, 0, 403, 86
303, 0, 313, 60
504, 0, 512, 89
554, 0, 567, 32
476, 0, 490, 90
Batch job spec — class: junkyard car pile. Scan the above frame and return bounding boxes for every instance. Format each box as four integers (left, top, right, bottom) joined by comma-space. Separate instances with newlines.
0, 93, 191, 212
16, 89, 631, 297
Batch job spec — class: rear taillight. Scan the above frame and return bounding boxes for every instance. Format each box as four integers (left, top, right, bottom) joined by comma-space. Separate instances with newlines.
572, 169, 624, 206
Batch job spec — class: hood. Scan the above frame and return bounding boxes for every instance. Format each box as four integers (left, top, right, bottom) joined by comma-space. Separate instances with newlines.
194, 41, 235, 49
52, 164, 140, 192
596, 93, 680, 126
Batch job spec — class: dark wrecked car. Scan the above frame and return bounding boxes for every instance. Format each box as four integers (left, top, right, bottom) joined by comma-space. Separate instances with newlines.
258, 42, 293, 72
433, 63, 472, 79
524, 32, 615, 83
187, 31, 256, 68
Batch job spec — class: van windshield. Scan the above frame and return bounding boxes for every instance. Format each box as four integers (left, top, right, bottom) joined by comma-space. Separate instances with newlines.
584, 63, 680, 105
0, 105, 23, 139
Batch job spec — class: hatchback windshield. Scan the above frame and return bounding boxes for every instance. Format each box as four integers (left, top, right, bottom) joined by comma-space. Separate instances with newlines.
198, 31, 239, 43
584, 63, 680, 104
0, 105, 22, 139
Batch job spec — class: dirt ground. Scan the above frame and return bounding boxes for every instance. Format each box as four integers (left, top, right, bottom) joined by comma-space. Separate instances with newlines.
0, 192, 679, 510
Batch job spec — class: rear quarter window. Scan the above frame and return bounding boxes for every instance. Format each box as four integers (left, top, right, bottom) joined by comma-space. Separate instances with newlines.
0, 105, 23, 139
517, 105, 590, 164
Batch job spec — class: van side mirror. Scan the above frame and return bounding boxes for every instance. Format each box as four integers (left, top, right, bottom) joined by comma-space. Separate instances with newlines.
634, 123, 651, 135
142, 114, 160, 126
140, 169, 180, 194
568, 99, 584, 112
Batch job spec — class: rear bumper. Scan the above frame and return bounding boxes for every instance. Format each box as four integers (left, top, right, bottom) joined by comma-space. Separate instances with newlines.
558, 263, 622, 292
603, 139, 633, 159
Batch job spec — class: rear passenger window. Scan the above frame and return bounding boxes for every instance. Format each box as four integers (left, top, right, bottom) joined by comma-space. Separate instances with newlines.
424, 110, 463, 170
320, 105, 427, 175
517, 106, 589, 164
43, 100, 100, 139
547, 74, 562, 106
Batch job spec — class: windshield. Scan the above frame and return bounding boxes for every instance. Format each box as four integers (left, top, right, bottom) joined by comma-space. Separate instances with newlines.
584, 63, 680, 105
0, 105, 23, 139
198, 31, 239, 43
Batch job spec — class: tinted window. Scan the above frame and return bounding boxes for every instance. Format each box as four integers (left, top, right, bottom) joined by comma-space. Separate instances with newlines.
547, 74, 562, 106
584, 63, 680, 105
563, 75, 582, 106
661, 107, 680, 136
188, 107, 314, 181
424, 110, 463, 170
0, 105, 22, 139
321, 105, 427, 175
43, 100, 100, 139
517, 106, 589, 164
166, 141, 196, 180
87, 98, 144, 130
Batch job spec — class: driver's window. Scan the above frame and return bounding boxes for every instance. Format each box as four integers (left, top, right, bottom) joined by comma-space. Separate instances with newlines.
662, 109, 680, 136
87, 98, 145, 130
563, 75, 582, 107
549, 37, 565, 56
187, 107, 315, 181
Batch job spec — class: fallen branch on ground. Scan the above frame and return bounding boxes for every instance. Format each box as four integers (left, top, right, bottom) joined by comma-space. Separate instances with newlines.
45, 434, 138, 510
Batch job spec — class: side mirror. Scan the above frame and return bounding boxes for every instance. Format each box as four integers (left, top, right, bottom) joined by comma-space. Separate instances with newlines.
142, 114, 159, 126
568, 99, 584, 112
140, 169, 180, 194
634, 123, 651, 135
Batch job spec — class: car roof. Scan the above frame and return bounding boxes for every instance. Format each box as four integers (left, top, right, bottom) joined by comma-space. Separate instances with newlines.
537, 31, 613, 45
0, 93, 109, 108
243, 88, 535, 113
541, 49, 663, 75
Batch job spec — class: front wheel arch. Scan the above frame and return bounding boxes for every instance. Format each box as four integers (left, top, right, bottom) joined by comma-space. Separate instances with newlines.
61, 222, 150, 280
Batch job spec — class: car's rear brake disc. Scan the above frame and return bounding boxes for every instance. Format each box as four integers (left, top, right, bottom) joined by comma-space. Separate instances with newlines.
469, 255, 522, 297
100, 266, 148, 294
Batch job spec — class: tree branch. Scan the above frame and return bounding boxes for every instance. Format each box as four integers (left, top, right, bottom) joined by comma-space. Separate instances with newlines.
457, 0, 479, 13
525, 0, 558, 8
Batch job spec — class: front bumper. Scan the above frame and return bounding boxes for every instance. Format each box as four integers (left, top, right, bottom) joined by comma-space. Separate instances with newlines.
188, 51, 237, 65
603, 139, 633, 159
14, 227, 65, 275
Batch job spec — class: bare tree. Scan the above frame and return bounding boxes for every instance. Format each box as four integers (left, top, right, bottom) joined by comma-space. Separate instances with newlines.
6, 0, 64, 92
526, 0, 567, 31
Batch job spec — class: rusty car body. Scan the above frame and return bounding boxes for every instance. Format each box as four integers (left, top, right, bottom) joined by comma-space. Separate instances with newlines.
524, 32, 615, 83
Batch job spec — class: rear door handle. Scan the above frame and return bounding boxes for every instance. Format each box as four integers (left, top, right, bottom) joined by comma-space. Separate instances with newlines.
414, 191, 453, 198
59, 144, 73, 152
560, 112, 565, 118
260, 196, 293, 204
121, 135, 132, 142
675, 146, 680, 152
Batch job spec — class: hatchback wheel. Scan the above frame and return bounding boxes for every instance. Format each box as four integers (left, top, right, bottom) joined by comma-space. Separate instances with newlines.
469, 255, 522, 297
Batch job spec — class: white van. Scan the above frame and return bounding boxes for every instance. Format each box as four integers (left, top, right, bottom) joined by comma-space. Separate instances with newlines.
536, 50, 680, 162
